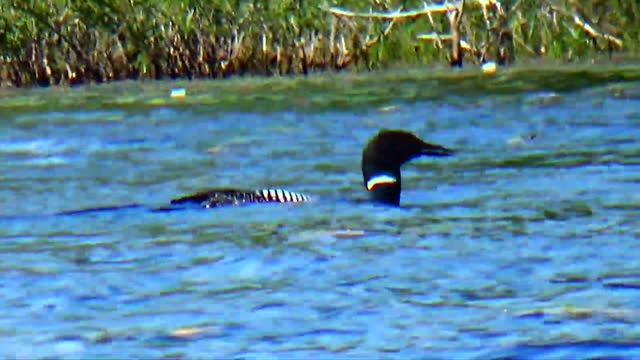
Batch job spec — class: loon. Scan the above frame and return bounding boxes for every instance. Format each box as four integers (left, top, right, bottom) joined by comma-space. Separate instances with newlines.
171, 129, 453, 208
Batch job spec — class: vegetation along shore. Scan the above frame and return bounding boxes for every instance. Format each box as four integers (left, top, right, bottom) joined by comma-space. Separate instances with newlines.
0, 0, 637, 87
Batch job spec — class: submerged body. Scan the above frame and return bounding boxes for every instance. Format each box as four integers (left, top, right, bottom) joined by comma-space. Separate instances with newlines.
171, 129, 453, 208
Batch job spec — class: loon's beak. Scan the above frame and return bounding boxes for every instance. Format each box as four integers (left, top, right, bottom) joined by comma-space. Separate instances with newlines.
421, 142, 454, 157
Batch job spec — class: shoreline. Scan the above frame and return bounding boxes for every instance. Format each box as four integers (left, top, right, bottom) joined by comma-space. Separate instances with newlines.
1, 0, 637, 88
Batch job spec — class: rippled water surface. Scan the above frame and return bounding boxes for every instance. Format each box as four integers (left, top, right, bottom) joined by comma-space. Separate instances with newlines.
1, 75, 640, 358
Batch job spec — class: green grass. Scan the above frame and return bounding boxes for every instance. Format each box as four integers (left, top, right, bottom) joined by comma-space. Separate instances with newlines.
0, 0, 638, 87
2, 63, 639, 113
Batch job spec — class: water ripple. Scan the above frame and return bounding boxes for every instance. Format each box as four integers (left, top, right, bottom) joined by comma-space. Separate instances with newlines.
0, 87, 639, 358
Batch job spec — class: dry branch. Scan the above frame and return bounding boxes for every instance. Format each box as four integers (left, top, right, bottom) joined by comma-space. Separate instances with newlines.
326, 3, 457, 20
417, 33, 472, 51
447, 0, 464, 67
546, 4, 624, 50
572, 15, 623, 48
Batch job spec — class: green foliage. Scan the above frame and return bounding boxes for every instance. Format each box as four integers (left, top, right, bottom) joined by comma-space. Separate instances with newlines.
0, 0, 638, 87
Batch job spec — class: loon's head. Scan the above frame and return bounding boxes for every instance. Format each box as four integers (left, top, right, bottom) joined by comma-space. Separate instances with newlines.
361, 129, 453, 206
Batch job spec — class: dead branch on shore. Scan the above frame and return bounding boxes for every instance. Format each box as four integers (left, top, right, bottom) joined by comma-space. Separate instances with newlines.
574, 18, 623, 49
327, 0, 625, 69
416, 33, 472, 52
327, 0, 497, 68
447, 0, 464, 67
569, 12, 623, 49
326, 3, 457, 20
317, 5, 404, 71
327, 1, 469, 67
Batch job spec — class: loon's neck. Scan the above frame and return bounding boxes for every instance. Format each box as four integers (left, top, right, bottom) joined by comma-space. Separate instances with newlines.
360, 129, 454, 207
362, 169, 402, 206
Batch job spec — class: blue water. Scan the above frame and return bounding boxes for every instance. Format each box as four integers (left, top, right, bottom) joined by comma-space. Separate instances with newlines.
0, 84, 639, 359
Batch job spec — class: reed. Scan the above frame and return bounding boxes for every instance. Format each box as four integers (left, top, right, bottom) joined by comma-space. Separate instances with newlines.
0, 0, 637, 87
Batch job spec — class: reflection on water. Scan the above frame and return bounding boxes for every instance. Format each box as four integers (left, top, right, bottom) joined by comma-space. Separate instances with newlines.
0, 84, 639, 358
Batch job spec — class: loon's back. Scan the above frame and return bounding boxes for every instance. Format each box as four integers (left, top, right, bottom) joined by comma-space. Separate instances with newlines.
170, 188, 310, 208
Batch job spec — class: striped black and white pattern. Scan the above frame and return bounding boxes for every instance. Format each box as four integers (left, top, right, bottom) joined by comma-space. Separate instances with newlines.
256, 188, 310, 204
170, 188, 310, 208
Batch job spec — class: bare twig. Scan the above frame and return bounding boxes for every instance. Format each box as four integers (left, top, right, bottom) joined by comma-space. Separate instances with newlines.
424, 2, 444, 49
364, 7, 401, 48
547, 4, 623, 49
326, 4, 456, 20
573, 15, 623, 48
417, 33, 472, 51
448, 0, 464, 67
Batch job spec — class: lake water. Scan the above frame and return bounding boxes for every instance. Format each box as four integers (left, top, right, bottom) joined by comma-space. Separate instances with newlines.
0, 74, 639, 358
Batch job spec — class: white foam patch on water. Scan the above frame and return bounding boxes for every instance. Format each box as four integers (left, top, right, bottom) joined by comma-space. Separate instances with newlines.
52, 340, 86, 358
0, 139, 63, 155
231, 259, 265, 281
7, 156, 70, 167
0, 139, 76, 167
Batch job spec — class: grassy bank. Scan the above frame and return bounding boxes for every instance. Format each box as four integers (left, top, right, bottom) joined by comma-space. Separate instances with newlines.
3, 64, 639, 114
0, 0, 638, 87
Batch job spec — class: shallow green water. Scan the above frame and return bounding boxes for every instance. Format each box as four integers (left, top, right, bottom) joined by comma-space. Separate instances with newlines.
1, 67, 639, 358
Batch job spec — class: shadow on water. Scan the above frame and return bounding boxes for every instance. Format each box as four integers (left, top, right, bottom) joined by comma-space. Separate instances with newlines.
0, 68, 640, 358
